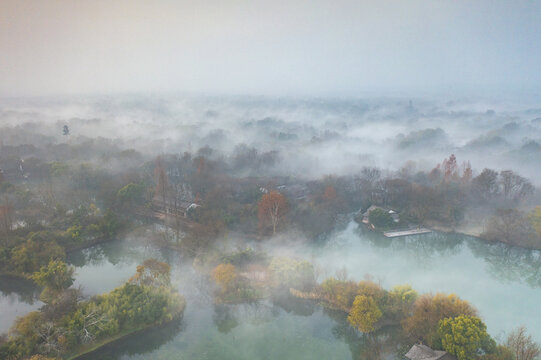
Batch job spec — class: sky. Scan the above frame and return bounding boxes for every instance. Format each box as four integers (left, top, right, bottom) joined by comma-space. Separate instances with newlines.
1, 0, 541, 97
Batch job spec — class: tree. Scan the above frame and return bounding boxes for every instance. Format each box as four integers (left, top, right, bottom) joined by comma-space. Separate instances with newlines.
347, 295, 382, 333
323, 185, 337, 201
506, 326, 540, 360
62, 125, 70, 136
483, 209, 536, 248
320, 277, 359, 311
117, 183, 145, 206
154, 156, 169, 206
472, 169, 499, 201
129, 259, 171, 288
500, 171, 534, 203
530, 206, 541, 238
480, 345, 514, 360
361, 167, 381, 185
368, 208, 394, 229
439, 315, 495, 360
31, 260, 75, 304
268, 257, 315, 291
442, 154, 458, 181
462, 161, 473, 183
212, 263, 237, 293
99, 209, 118, 238
0, 200, 13, 243
403, 293, 477, 347
385, 284, 418, 320
258, 191, 288, 235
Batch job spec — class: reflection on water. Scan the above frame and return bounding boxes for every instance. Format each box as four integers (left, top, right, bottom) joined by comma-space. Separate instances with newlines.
77, 317, 185, 360
1, 220, 541, 357
0, 275, 42, 334
467, 239, 541, 288
0, 275, 41, 304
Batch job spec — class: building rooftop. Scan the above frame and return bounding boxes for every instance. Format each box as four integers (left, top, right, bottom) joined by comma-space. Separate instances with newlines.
405, 344, 453, 360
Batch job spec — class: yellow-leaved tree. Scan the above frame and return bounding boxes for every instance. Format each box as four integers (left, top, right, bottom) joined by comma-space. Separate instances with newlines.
212, 263, 237, 293
347, 295, 382, 333
438, 315, 495, 360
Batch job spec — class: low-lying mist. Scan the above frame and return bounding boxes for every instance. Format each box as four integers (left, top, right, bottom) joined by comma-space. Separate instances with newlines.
2, 94, 541, 184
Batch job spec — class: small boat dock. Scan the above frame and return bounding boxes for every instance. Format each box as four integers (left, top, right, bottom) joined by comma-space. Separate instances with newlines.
383, 228, 432, 238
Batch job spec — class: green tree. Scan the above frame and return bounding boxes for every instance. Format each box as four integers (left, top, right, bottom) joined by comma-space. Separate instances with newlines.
438, 315, 495, 360
368, 208, 394, 229
320, 277, 358, 310
117, 183, 146, 205
347, 295, 382, 333
385, 284, 418, 320
99, 209, 118, 237
31, 260, 75, 304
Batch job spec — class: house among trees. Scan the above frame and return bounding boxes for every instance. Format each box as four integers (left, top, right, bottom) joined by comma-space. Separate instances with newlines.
404, 344, 456, 360
361, 205, 399, 225
151, 184, 199, 218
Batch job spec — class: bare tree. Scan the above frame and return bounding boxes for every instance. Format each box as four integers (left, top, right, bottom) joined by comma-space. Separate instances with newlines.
37, 322, 64, 355
361, 167, 381, 186
500, 170, 534, 202
258, 191, 288, 235
506, 326, 540, 360
472, 168, 499, 201
79, 303, 109, 344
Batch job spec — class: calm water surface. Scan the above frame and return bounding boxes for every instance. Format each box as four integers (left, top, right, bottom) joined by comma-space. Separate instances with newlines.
1, 220, 540, 359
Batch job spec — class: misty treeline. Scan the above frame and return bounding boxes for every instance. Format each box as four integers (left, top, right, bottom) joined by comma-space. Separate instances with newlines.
354, 154, 541, 248
2, 128, 541, 267
145, 149, 541, 250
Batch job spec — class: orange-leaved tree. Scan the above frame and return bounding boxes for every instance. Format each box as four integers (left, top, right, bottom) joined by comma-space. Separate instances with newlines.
258, 191, 288, 235
403, 293, 477, 347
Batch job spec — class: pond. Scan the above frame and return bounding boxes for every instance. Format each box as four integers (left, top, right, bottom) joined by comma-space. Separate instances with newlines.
1, 220, 540, 359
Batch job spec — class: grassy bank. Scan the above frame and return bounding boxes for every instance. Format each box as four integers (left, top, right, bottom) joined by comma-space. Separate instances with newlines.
65, 304, 185, 360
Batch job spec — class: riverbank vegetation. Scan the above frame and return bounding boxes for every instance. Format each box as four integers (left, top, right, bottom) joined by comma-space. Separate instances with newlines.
0, 259, 185, 360
291, 273, 539, 360
207, 248, 315, 303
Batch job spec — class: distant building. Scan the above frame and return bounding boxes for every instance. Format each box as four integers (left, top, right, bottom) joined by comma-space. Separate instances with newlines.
152, 194, 197, 218
151, 183, 197, 218
404, 344, 455, 360
277, 183, 308, 200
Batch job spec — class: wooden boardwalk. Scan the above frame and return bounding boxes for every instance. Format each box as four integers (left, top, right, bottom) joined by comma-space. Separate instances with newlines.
383, 228, 432, 238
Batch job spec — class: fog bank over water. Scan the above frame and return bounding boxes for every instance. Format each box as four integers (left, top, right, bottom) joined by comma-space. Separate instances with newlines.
2, 95, 541, 183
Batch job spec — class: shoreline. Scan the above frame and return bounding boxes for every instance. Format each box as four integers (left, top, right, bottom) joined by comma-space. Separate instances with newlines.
358, 217, 541, 252
66, 305, 184, 360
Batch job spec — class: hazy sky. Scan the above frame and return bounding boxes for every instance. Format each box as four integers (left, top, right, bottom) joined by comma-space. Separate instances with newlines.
1, 0, 541, 97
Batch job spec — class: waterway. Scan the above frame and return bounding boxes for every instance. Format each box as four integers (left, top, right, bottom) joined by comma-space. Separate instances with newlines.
1, 220, 539, 359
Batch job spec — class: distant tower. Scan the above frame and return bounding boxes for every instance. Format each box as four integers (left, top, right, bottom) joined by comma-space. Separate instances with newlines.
63, 125, 70, 136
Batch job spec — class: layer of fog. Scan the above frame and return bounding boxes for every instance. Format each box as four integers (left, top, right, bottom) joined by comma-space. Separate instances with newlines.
2, 94, 541, 183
